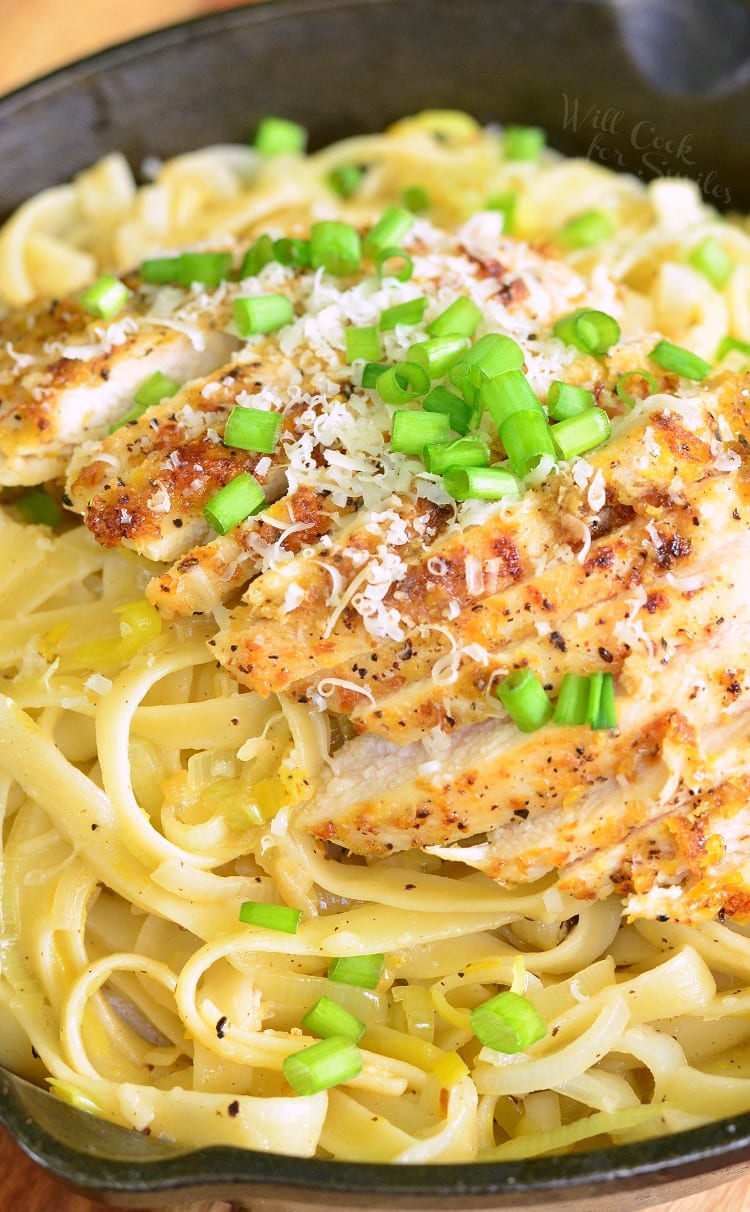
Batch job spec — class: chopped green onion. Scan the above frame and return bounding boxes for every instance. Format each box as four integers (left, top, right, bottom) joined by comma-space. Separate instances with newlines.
238, 900, 302, 933
553, 673, 590, 726
79, 275, 129, 319
328, 163, 364, 199
374, 247, 413, 282
16, 489, 62, 527
378, 297, 428, 331
310, 221, 361, 276
480, 369, 543, 428
328, 953, 385, 989
423, 435, 490, 475
283, 1037, 363, 1095
588, 671, 616, 730
253, 116, 307, 155
203, 473, 266, 535
443, 466, 521, 501
239, 235, 275, 279
500, 412, 557, 477
547, 381, 595, 421
134, 371, 181, 409
364, 206, 414, 257
361, 361, 390, 389
301, 996, 365, 1043
141, 256, 181, 284
391, 409, 450, 453
376, 362, 431, 406
427, 296, 483, 340
109, 402, 148, 433
688, 237, 735, 290
495, 668, 553, 732
401, 185, 430, 214
450, 334, 525, 403
504, 125, 546, 162
408, 336, 470, 378
716, 335, 750, 362
177, 252, 232, 288
485, 191, 517, 234
273, 237, 311, 267
648, 339, 712, 382
223, 406, 282, 454
424, 385, 481, 436
471, 990, 547, 1052
551, 406, 611, 461
615, 369, 658, 410
345, 326, 382, 364
557, 209, 615, 250
553, 309, 621, 356
233, 294, 294, 337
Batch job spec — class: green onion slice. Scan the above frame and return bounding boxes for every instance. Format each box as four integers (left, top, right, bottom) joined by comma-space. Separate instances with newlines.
361, 361, 391, 389
134, 371, 181, 409
203, 473, 266, 535
345, 326, 382, 364
558, 209, 615, 250
376, 362, 431, 406
504, 125, 546, 162
378, 297, 428, 331
615, 369, 658, 410
253, 116, 307, 155
233, 294, 294, 337
589, 671, 617, 730
443, 466, 522, 501
328, 953, 385, 989
141, 256, 181, 284
223, 406, 282, 454
495, 668, 553, 732
301, 996, 366, 1043
500, 411, 557, 478
239, 235, 275, 279
553, 309, 621, 356
423, 385, 480, 436
688, 236, 734, 290
551, 406, 611, 461
480, 369, 543, 428
554, 673, 590, 726
450, 335, 525, 403
471, 990, 547, 1052
310, 220, 361, 276
648, 339, 712, 382
328, 163, 364, 199
283, 1037, 363, 1095
391, 409, 450, 453
16, 489, 62, 527
547, 381, 595, 421
79, 275, 129, 319
716, 335, 750, 363
427, 296, 483, 339
177, 252, 232, 288
364, 206, 414, 257
374, 247, 413, 283
401, 185, 430, 214
408, 336, 470, 378
238, 901, 302, 933
423, 435, 490, 475
273, 237, 311, 267
485, 191, 517, 234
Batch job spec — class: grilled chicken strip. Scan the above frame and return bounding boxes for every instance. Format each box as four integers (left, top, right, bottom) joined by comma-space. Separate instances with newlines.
0, 275, 239, 485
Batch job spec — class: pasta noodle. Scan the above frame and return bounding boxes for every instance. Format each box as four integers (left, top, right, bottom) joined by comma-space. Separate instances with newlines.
2, 112, 750, 1164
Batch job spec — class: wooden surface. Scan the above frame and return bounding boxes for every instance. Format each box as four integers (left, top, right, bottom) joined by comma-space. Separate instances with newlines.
0, 4, 747, 1212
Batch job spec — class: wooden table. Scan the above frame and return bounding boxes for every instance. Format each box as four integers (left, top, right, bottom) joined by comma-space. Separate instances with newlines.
0, 4, 747, 1211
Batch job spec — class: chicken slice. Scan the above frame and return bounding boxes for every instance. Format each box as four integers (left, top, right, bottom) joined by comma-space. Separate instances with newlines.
0, 274, 239, 485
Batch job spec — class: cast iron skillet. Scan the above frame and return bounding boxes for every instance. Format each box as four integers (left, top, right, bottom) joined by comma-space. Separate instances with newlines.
1, 0, 750, 1207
